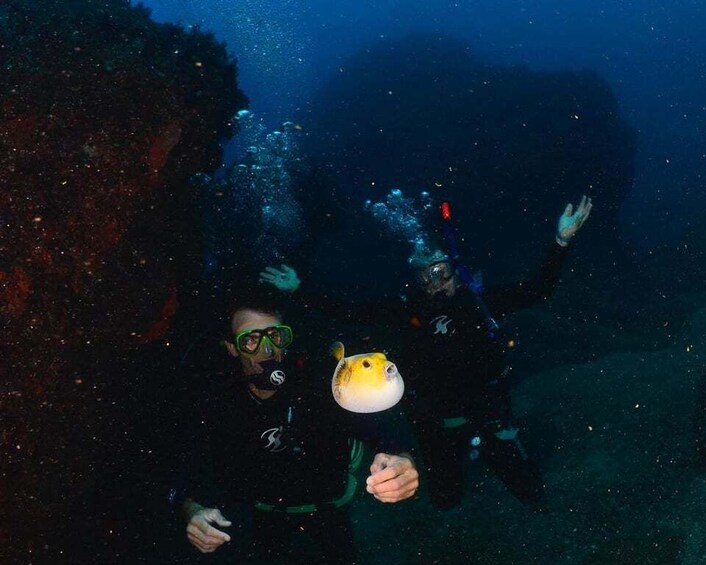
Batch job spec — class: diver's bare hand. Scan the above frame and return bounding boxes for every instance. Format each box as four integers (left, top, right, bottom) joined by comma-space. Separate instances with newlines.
366, 453, 419, 503
259, 264, 301, 292
557, 195, 592, 246
185, 503, 232, 554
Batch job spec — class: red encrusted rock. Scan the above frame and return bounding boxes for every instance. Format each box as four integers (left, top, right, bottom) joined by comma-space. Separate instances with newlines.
0, 0, 246, 390
0, 1, 247, 558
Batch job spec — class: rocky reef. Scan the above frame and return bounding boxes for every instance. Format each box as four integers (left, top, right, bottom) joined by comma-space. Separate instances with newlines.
0, 1, 246, 560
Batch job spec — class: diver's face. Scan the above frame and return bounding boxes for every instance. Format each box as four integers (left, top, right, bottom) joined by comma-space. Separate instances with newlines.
418, 261, 456, 296
227, 309, 284, 365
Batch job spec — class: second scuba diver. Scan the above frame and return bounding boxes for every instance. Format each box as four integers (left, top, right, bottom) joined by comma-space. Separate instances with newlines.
260, 195, 592, 510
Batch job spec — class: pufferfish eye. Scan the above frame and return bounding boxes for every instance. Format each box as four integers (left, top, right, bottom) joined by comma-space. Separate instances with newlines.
363, 360, 371, 368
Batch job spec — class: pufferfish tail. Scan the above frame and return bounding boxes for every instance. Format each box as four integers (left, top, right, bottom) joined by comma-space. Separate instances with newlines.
330, 341, 346, 362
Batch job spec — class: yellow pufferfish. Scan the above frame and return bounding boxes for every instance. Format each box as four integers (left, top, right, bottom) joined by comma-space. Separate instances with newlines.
330, 342, 404, 413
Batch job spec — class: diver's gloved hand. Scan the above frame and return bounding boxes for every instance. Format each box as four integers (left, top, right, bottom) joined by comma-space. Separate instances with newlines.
259, 264, 301, 292
556, 195, 593, 246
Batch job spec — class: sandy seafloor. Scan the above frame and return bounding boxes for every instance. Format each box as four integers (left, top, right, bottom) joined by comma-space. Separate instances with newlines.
337, 293, 706, 565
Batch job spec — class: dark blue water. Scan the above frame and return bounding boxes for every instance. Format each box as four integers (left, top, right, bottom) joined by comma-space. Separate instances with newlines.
144, 0, 706, 249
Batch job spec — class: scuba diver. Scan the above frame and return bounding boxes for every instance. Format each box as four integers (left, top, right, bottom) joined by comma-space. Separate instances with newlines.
260, 195, 592, 510
174, 286, 418, 563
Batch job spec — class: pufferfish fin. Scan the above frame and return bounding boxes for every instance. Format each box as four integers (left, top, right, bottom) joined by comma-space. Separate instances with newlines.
330, 341, 346, 362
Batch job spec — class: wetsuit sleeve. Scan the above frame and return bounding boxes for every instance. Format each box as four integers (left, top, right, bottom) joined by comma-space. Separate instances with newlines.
484, 242, 569, 317
169, 388, 219, 511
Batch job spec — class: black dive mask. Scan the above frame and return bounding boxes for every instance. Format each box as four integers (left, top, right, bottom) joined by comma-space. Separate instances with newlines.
419, 260, 454, 295
242, 358, 288, 391
420, 260, 454, 285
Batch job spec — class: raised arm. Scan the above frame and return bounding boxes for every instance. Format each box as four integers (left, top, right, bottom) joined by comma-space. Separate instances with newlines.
485, 196, 592, 316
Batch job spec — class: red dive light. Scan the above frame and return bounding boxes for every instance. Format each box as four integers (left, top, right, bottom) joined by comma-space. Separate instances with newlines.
440, 201, 452, 222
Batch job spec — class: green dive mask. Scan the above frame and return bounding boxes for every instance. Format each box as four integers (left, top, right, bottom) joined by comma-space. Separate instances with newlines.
234, 325, 293, 355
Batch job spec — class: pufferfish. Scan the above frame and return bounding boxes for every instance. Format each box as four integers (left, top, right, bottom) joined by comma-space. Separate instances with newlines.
330, 342, 404, 413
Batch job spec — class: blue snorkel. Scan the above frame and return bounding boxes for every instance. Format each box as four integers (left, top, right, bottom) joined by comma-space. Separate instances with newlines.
439, 201, 500, 338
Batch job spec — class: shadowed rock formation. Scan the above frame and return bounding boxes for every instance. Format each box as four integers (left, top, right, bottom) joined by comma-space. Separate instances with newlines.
0, 1, 246, 560
308, 34, 635, 284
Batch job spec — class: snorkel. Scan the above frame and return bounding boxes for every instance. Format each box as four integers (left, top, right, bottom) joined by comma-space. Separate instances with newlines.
439, 201, 500, 338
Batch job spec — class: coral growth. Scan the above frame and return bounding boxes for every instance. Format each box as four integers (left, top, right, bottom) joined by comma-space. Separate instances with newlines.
0, 0, 246, 560
0, 0, 245, 388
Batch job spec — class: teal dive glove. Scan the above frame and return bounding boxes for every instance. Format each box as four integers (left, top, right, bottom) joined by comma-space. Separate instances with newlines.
259, 264, 301, 292
556, 195, 593, 246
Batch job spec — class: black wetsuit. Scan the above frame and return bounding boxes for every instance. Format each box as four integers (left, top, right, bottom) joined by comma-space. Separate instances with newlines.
401, 242, 568, 508
299, 242, 568, 509
176, 349, 404, 563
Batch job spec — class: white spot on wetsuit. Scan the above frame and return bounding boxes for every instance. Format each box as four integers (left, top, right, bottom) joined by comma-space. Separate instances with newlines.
270, 369, 286, 385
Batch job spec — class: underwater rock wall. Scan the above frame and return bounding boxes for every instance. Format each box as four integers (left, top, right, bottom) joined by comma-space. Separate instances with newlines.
309, 34, 635, 283
0, 0, 246, 559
